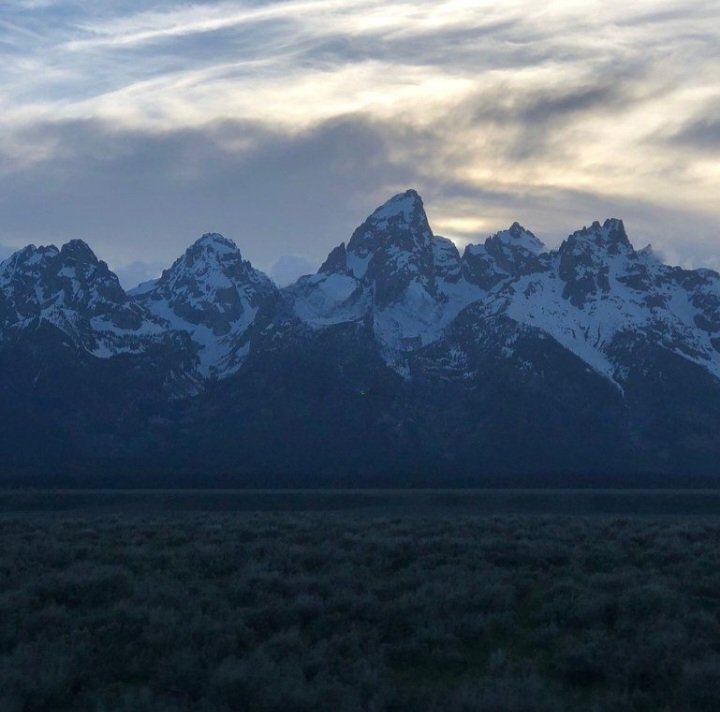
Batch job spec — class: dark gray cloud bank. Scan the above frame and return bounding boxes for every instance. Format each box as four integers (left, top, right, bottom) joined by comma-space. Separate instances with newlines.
0, 1, 719, 284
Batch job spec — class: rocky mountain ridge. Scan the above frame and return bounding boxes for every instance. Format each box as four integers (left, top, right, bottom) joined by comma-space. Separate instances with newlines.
2, 189, 719, 482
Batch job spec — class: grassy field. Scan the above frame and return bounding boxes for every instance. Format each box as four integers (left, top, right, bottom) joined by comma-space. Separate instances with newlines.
2, 491, 720, 710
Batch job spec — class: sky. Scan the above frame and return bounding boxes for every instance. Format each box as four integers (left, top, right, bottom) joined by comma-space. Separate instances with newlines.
0, 0, 719, 287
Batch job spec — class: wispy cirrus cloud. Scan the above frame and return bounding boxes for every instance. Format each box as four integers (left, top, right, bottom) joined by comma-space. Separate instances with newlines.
0, 0, 718, 276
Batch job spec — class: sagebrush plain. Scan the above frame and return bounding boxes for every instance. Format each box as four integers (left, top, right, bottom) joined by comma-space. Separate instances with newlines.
2, 492, 720, 711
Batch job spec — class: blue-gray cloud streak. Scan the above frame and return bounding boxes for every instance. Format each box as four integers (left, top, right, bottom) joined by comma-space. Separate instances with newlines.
0, 0, 718, 275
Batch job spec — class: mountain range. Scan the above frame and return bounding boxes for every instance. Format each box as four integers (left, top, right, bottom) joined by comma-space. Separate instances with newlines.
2, 189, 720, 486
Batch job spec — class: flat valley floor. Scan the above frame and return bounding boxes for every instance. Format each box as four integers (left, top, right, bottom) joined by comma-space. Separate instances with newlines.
2, 490, 720, 711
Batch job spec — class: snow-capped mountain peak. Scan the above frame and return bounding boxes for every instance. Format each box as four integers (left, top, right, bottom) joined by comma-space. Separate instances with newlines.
461, 223, 547, 290
344, 189, 434, 286
292, 190, 481, 362
556, 219, 636, 308
432, 236, 462, 282
0, 239, 126, 317
185, 232, 239, 260
159, 232, 246, 284
3, 191, 720, 400
0, 244, 59, 279
366, 188, 426, 225
131, 232, 277, 375
567, 219, 632, 255
494, 222, 546, 255
0, 239, 158, 358
137, 232, 273, 311
60, 238, 101, 262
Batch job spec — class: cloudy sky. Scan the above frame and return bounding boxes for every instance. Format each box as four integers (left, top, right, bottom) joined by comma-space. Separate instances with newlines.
1, 0, 719, 286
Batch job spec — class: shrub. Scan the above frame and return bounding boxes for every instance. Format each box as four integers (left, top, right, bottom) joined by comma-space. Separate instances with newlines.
2, 511, 720, 710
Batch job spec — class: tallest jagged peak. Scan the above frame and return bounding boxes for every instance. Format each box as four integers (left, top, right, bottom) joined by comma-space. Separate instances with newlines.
347, 188, 432, 263
368, 189, 425, 225
343, 189, 435, 303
